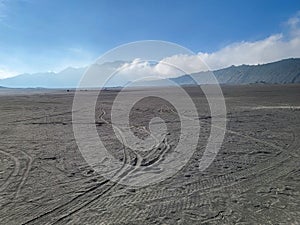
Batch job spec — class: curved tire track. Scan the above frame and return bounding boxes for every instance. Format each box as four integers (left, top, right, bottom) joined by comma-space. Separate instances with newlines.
0, 150, 21, 193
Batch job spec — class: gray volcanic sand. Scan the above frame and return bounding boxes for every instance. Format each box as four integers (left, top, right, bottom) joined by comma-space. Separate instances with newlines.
0, 85, 299, 224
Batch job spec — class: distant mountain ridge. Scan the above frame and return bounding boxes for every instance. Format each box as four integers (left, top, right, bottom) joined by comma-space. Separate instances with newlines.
0, 58, 299, 88
0, 67, 87, 88
172, 58, 300, 85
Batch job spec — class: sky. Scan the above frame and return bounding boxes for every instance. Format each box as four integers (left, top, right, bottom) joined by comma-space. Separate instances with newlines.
0, 0, 300, 78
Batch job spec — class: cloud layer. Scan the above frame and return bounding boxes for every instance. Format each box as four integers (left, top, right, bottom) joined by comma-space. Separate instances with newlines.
115, 11, 300, 80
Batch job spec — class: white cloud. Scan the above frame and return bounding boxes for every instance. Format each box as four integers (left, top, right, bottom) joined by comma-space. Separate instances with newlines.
114, 31, 300, 81
115, 12, 300, 80
196, 11, 300, 70
115, 56, 209, 81
287, 11, 300, 37
0, 66, 18, 79
156, 54, 208, 76
287, 14, 299, 28
197, 33, 300, 70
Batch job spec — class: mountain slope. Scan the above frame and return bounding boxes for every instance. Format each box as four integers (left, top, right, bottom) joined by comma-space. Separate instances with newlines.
0, 61, 126, 88
0, 58, 299, 88
173, 58, 300, 85
0, 67, 86, 88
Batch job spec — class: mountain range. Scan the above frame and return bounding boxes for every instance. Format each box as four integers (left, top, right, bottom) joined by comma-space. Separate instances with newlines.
0, 58, 299, 88
172, 58, 300, 85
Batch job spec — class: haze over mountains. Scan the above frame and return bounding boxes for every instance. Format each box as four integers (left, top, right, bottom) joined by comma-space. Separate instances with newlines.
0, 58, 299, 88
0, 67, 87, 88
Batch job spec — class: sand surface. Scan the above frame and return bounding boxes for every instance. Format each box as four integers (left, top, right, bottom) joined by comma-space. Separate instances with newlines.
0, 84, 299, 224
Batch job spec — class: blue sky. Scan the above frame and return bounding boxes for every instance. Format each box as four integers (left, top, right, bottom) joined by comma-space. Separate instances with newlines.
0, 0, 300, 78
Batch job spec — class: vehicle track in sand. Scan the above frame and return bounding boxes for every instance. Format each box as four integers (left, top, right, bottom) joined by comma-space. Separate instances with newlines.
108, 109, 300, 222
22, 106, 172, 224
52, 109, 299, 225
91, 137, 299, 224
14, 150, 33, 198
35, 107, 154, 224
71, 110, 299, 224
0, 150, 21, 193
92, 119, 294, 209
22, 108, 139, 224
52, 108, 169, 223
21, 106, 300, 224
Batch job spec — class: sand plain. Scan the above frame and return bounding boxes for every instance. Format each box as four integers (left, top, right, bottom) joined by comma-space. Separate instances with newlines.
0, 84, 299, 224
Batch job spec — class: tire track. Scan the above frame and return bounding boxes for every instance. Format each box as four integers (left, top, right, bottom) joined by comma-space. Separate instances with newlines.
44, 107, 143, 224
22, 107, 300, 224
49, 107, 171, 224
98, 151, 298, 224
22, 179, 112, 225
22, 108, 137, 225
14, 150, 33, 198
107, 123, 300, 224
0, 150, 21, 192
89, 131, 293, 210
78, 112, 299, 224
80, 109, 296, 213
